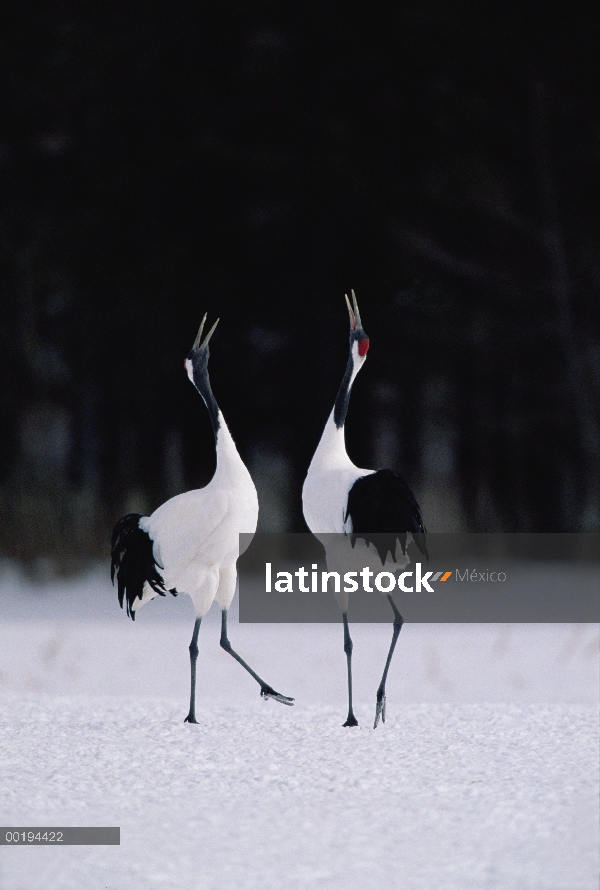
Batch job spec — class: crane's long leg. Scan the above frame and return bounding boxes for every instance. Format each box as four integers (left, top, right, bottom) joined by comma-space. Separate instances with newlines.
342, 613, 359, 727
374, 595, 404, 729
219, 610, 294, 705
184, 617, 202, 724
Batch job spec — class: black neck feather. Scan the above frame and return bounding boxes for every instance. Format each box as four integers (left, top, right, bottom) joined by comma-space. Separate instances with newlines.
333, 351, 354, 429
193, 366, 221, 435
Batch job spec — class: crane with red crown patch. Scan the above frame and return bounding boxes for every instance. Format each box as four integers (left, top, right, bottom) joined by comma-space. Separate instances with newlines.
302, 291, 427, 729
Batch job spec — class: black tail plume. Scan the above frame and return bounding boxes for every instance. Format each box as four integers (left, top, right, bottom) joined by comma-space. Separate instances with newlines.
345, 469, 428, 564
110, 513, 173, 620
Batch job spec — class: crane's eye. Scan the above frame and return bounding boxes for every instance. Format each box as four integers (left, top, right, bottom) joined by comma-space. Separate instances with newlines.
358, 338, 370, 356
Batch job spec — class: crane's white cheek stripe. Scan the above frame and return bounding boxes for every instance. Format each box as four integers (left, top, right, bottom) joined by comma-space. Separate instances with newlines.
349, 341, 367, 384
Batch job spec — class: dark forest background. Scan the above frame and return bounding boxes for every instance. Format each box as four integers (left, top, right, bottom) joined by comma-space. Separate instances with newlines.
0, 2, 598, 569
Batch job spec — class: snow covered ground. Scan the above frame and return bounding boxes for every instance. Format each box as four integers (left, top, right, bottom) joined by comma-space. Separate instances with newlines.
0, 561, 598, 890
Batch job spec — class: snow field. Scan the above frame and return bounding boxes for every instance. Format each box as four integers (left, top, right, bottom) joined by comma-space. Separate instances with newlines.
0, 562, 598, 889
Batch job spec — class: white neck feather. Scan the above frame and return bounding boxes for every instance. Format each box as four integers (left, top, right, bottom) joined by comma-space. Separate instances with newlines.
213, 412, 253, 485
308, 410, 356, 473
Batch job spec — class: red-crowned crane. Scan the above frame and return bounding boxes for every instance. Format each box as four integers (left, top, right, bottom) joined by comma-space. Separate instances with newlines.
111, 315, 294, 722
302, 292, 426, 728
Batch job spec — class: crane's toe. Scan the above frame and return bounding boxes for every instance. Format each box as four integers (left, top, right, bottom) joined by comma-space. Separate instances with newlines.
184, 714, 199, 724
373, 693, 386, 729
260, 685, 295, 706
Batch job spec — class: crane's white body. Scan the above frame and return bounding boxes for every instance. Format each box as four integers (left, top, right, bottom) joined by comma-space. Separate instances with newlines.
301, 293, 420, 728
302, 411, 374, 534
135, 414, 258, 619
302, 340, 408, 614
112, 315, 293, 718
302, 414, 407, 611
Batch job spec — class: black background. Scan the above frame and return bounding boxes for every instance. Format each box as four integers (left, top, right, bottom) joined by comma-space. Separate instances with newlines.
1, 2, 598, 565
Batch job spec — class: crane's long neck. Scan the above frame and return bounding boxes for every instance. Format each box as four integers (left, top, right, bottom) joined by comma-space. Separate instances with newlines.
194, 369, 220, 437
311, 345, 362, 470
333, 351, 355, 430
191, 363, 247, 482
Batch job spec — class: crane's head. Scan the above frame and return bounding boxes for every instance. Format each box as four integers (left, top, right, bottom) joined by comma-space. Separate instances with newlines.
345, 290, 370, 364
185, 313, 219, 384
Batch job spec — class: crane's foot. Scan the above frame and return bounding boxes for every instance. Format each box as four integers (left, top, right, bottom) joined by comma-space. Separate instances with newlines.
343, 714, 359, 727
260, 685, 295, 706
184, 713, 199, 724
373, 691, 386, 729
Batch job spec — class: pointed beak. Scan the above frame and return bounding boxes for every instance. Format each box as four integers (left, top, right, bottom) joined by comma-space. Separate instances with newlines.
344, 289, 363, 331
192, 314, 220, 351
345, 293, 356, 331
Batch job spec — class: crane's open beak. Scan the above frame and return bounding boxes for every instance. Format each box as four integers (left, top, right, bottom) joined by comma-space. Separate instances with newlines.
192, 314, 220, 350
344, 290, 363, 331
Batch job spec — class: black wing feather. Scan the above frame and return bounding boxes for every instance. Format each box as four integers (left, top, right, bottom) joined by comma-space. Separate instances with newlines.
110, 513, 175, 620
345, 469, 428, 564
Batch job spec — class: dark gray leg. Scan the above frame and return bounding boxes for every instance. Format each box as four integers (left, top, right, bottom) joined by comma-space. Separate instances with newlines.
374, 595, 404, 729
220, 610, 294, 705
342, 613, 358, 727
184, 617, 202, 724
